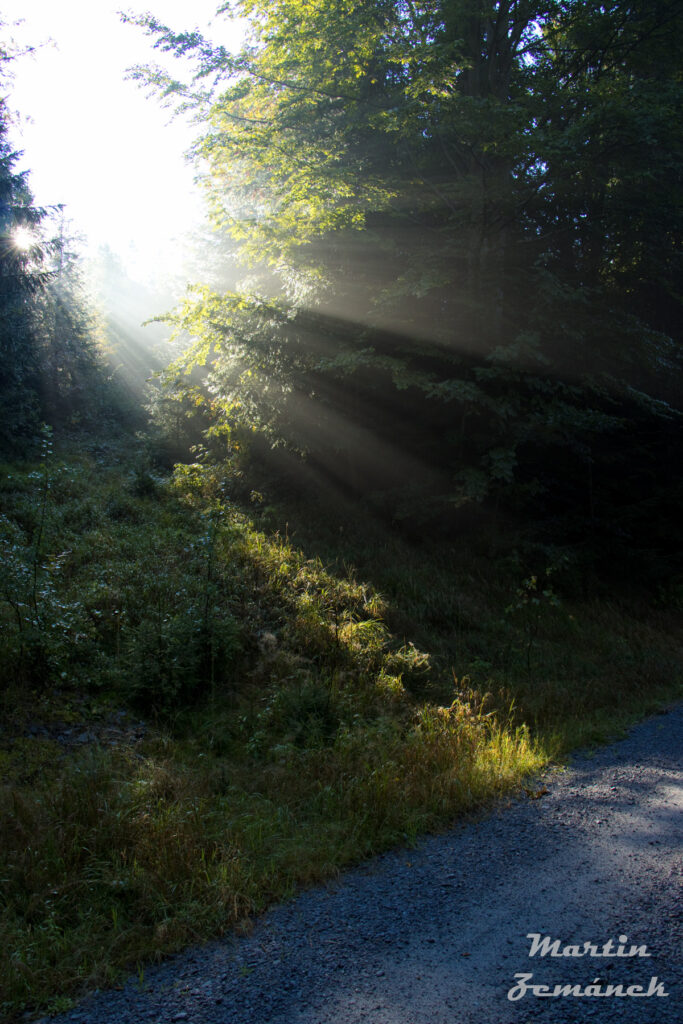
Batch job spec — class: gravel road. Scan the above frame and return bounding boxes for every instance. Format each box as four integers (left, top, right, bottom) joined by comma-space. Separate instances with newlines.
47, 704, 682, 1024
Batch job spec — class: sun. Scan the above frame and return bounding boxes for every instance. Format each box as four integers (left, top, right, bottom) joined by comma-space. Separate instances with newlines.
12, 226, 36, 251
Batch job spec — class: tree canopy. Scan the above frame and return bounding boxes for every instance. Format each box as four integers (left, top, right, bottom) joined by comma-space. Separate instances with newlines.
0, 43, 105, 454
129, 0, 682, 556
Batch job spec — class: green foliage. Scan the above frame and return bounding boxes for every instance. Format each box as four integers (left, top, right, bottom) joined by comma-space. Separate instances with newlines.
0, 439, 245, 706
0, 695, 543, 1021
0, 38, 114, 455
248, 678, 341, 753
34, 221, 111, 430
0, 129, 50, 450
117, 520, 242, 711
0, 428, 81, 685
128, 0, 682, 557
1, 438, 681, 1020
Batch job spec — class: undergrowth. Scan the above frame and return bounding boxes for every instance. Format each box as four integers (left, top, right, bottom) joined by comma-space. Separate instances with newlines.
1, 436, 681, 1020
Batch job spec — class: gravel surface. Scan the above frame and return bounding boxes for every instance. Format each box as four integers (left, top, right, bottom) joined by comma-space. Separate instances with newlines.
46, 704, 682, 1024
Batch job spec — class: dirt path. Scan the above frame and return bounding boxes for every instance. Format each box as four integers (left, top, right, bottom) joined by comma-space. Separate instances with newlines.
49, 704, 682, 1024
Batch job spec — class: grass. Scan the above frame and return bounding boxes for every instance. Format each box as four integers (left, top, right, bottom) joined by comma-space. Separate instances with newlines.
1, 436, 681, 1020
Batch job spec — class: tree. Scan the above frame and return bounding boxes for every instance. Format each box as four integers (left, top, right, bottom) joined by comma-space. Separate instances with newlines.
0, 121, 50, 450
129, 1, 682, 551
0, 25, 113, 453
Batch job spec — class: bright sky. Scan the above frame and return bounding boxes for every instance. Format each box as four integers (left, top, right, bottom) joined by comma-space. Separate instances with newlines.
1, 1, 243, 282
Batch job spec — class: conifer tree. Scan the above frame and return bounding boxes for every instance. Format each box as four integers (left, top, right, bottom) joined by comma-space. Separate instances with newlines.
0, 116, 49, 450
0, 33, 109, 452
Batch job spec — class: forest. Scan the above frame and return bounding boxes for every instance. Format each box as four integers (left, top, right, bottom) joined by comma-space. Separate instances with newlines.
1, 1, 681, 1018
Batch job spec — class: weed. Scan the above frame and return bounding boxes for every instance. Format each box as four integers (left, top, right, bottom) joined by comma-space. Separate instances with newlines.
505, 564, 564, 683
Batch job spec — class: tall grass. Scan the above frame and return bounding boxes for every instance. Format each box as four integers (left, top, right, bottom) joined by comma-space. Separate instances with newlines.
1, 439, 680, 1019
0, 699, 543, 1018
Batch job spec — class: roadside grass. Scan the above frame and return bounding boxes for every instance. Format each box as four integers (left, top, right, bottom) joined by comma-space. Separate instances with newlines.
1, 440, 681, 1020
252, 484, 683, 749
